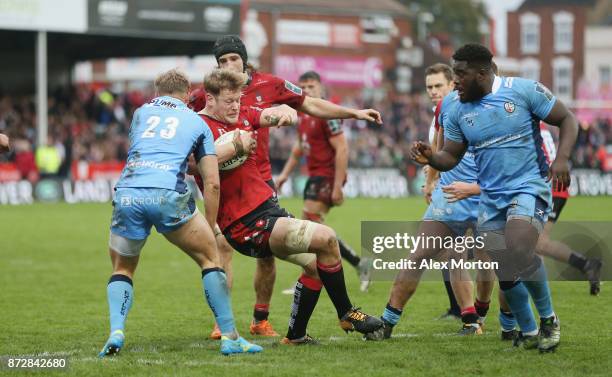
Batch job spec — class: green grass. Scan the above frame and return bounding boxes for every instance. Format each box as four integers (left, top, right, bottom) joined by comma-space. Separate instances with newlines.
1, 197, 611, 376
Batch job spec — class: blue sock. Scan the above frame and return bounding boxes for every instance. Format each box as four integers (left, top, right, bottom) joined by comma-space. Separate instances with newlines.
500, 281, 538, 334
202, 268, 235, 335
499, 309, 517, 331
521, 260, 555, 319
382, 303, 402, 326
107, 274, 133, 333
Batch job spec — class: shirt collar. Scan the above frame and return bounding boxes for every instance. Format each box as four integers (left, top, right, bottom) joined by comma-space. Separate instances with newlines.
151, 95, 187, 108
491, 76, 502, 95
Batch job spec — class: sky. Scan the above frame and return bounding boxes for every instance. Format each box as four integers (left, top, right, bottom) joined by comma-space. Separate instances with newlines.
483, 0, 524, 56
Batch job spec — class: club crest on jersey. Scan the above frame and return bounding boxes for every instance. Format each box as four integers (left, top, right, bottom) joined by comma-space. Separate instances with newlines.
243, 119, 250, 127
504, 102, 516, 113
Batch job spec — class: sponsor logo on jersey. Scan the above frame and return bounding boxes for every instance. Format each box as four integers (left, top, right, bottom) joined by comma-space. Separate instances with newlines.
535, 82, 554, 101
284, 80, 303, 96
462, 112, 478, 127
327, 119, 342, 134
504, 102, 516, 113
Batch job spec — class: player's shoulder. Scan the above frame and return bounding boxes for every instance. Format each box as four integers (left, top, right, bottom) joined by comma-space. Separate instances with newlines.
249, 71, 284, 87
439, 91, 460, 113
500, 76, 538, 94
196, 113, 220, 133
254, 71, 302, 95
180, 106, 206, 124
502, 76, 555, 103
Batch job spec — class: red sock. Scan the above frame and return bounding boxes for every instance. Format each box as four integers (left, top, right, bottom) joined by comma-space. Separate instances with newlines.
253, 304, 269, 322
461, 306, 479, 324
474, 299, 490, 318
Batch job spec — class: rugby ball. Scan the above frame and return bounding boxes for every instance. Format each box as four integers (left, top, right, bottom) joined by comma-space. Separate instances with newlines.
214, 130, 249, 171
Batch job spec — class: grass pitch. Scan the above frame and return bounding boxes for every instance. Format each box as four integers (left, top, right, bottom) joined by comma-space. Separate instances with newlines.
1, 197, 611, 376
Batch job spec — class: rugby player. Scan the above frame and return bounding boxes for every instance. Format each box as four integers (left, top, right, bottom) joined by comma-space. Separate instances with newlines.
537, 123, 602, 294
276, 70, 372, 292
197, 68, 383, 345
441, 121, 603, 341
411, 44, 578, 352
423, 63, 474, 321
99, 69, 262, 357
189, 35, 382, 338
366, 64, 494, 340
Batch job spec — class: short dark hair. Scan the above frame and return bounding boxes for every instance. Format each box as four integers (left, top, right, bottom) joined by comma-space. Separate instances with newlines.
425, 63, 453, 83
452, 43, 493, 69
299, 71, 321, 82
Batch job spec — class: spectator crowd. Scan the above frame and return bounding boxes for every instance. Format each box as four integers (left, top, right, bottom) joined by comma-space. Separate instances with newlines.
1, 84, 610, 183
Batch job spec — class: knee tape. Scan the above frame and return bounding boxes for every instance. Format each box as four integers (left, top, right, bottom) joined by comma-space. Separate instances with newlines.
285, 219, 317, 253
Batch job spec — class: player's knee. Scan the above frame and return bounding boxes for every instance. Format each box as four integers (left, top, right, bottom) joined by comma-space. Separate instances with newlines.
535, 234, 552, 256
216, 235, 232, 253
312, 224, 338, 256
256, 256, 276, 273
302, 260, 319, 277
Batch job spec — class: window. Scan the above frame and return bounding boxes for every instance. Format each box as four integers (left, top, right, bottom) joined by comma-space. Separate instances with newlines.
520, 12, 540, 54
553, 11, 574, 53
520, 58, 540, 81
553, 57, 573, 101
600, 66, 611, 87
361, 15, 397, 44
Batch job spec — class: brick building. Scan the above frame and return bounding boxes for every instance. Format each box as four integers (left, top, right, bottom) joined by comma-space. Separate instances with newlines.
246, 0, 412, 98
506, 0, 595, 102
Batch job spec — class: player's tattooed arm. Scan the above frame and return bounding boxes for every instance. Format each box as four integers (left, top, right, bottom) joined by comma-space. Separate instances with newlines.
260, 105, 298, 128
411, 139, 466, 172
299, 97, 383, 125
543, 99, 578, 189
216, 130, 256, 163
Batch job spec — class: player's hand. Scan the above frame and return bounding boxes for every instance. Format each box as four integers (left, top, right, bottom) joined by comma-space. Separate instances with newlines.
331, 186, 344, 206
265, 105, 298, 127
422, 180, 435, 204
441, 181, 477, 203
355, 109, 383, 125
548, 157, 571, 191
410, 141, 432, 165
0, 133, 10, 153
234, 130, 256, 156
276, 174, 288, 190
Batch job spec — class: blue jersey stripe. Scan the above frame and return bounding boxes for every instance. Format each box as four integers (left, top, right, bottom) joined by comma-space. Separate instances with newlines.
530, 117, 549, 178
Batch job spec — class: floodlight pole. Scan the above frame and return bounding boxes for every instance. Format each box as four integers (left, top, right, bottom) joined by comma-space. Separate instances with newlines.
36, 30, 48, 147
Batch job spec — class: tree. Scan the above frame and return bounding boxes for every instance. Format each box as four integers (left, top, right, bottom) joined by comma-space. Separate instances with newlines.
399, 0, 489, 48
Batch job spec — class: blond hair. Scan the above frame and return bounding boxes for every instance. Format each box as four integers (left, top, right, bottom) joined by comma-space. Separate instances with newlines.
203, 69, 246, 96
154, 68, 190, 96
